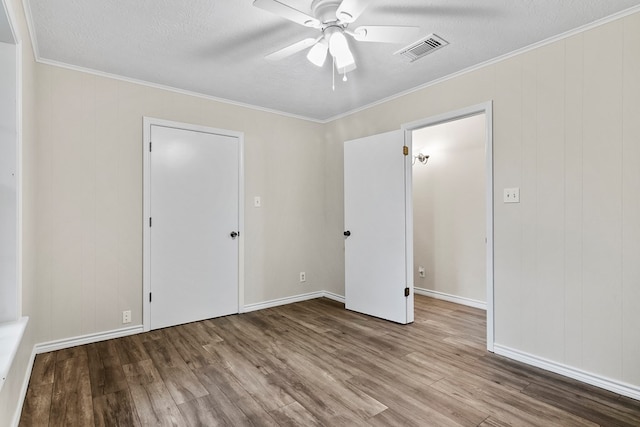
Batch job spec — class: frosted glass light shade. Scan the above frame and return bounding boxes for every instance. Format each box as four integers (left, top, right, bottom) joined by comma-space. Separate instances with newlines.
307, 40, 328, 67
329, 31, 355, 72
329, 31, 349, 58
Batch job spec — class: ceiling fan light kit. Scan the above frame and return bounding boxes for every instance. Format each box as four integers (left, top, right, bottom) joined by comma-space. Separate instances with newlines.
307, 39, 329, 67
327, 27, 355, 72
254, 0, 420, 83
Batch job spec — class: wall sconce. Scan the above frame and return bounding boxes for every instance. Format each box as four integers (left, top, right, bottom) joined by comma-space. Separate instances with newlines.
413, 153, 429, 165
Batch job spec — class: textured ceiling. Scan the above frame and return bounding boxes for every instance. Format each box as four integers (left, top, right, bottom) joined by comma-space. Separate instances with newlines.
25, 0, 640, 121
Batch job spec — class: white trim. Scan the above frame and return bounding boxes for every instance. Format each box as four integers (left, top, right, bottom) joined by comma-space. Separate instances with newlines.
323, 5, 640, 123
493, 344, 640, 401
414, 287, 487, 311
19, 3, 640, 124
242, 291, 344, 313
484, 104, 494, 351
15, 23, 22, 321
142, 118, 151, 330
404, 132, 414, 324
37, 57, 324, 124
402, 101, 494, 352
237, 134, 245, 313
10, 345, 35, 427
243, 291, 325, 313
142, 117, 244, 332
8, 293, 639, 424
21, 0, 39, 59
34, 325, 143, 354
20, 0, 320, 123
322, 291, 345, 304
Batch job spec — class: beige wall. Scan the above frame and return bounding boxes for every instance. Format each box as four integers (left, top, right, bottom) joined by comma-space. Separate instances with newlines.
412, 114, 486, 302
326, 13, 640, 387
30, 66, 335, 341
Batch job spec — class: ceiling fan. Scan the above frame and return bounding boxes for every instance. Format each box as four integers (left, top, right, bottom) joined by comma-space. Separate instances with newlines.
253, 0, 420, 77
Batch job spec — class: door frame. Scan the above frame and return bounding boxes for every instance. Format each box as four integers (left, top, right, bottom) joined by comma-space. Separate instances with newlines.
142, 117, 245, 332
402, 101, 494, 351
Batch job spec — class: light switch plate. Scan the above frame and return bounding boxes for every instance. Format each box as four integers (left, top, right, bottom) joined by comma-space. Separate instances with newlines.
503, 188, 520, 203
254, 196, 261, 208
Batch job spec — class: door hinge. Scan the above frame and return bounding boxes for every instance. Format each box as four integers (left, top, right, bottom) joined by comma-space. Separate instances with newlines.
404, 287, 410, 297
403, 145, 409, 156
149, 217, 152, 227
149, 292, 152, 302
149, 141, 152, 152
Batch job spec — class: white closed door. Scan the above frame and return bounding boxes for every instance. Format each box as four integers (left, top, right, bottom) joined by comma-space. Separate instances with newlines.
149, 124, 239, 330
344, 130, 413, 324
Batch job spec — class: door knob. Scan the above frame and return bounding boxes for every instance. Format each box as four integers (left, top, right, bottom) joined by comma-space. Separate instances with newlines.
344, 230, 351, 237
230, 231, 239, 239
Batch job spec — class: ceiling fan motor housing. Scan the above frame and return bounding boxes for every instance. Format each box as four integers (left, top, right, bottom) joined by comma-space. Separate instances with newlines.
311, 0, 344, 25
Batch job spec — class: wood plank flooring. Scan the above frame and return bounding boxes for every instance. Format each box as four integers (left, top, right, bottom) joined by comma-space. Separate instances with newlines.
19, 296, 640, 426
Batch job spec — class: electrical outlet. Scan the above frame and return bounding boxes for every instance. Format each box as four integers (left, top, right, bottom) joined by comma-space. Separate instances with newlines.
299, 272, 306, 282
418, 266, 426, 278
122, 310, 132, 324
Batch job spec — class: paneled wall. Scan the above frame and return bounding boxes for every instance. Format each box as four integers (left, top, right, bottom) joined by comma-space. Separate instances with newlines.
29, 66, 330, 342
327, 13, 640, 388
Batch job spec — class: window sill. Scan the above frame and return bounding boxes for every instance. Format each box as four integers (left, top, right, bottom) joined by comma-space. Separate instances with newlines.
0, 316, 28, 393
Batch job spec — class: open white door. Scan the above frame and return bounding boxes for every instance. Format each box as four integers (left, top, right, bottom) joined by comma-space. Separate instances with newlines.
344, 130, 413, 324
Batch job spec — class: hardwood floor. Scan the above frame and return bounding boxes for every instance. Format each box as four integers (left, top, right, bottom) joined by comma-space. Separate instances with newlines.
19, 296, 640, 426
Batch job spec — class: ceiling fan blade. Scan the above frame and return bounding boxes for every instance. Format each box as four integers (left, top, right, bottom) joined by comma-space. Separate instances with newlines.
265, 37, 318, 61
351, 26, 420, 43
253, 0, 320, 28
336, 0, 367, 24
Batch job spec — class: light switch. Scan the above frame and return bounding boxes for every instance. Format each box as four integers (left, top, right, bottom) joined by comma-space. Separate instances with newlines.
503, 188, 520, 203
254, 196, 261, 208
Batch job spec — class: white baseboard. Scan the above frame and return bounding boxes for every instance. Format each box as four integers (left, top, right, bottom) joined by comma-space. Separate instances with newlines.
17, 292, 640, 423
242, 290, 345, 313
414, 287, 486, 310
34, 325, 144, 354
322, 291, 345, 303
33, 292, 338, 355
493, 344, 640, 401
242, 291, 325, 313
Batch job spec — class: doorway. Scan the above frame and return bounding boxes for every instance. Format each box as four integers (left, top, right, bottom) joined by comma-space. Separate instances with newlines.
142, 118, 244, 331
404, 102, 494, 350
411, 114, 487, 309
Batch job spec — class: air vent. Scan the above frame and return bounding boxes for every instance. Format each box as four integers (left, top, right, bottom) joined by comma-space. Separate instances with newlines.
395, 34, 448, 62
